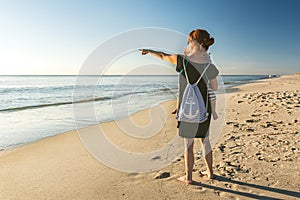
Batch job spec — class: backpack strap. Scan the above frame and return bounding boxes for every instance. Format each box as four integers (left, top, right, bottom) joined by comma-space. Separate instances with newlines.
195, 61, 211, 85
182, 58, 190, 84
182, 56, 211, 85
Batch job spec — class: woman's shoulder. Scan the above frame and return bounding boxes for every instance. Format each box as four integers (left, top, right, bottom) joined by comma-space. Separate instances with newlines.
175, 54, 184, 72
208, 62, 218, 70
208, 62, 217, 68
177, 54, 184, 61
206, 62, 219, 79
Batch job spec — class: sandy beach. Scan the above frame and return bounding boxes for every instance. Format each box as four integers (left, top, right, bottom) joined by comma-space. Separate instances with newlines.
0, 74, 299, 200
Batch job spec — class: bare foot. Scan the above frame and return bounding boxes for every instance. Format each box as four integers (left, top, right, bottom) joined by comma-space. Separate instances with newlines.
199, 171, 214, 179
177, 176, 192, 184
212, 112, 218, 120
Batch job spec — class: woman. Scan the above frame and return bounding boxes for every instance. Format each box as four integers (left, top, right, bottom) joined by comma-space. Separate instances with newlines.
140, 29, 219, 184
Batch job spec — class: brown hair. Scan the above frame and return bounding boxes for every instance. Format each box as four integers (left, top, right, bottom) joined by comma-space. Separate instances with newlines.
189, 29, 214, 51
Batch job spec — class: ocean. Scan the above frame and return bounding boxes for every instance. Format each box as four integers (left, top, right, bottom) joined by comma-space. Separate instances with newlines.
0, 75, 270, 149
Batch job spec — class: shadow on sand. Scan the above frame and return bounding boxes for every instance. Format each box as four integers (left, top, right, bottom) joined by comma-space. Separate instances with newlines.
192, 175, 300, 199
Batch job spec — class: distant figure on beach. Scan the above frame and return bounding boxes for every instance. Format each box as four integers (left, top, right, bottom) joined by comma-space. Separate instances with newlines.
140, 29, 219, 184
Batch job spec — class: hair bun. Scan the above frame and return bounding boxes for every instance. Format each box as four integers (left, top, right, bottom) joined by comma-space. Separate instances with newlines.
206, 37, 215, 47
189, 29, 214, 50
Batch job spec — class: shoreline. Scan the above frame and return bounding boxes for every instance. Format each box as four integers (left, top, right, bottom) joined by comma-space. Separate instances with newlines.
0, 74, 299, 199
0, 74, 272, 151
232, 74, 299, 92
0, 74, 289, 153
225, 74, 282, 93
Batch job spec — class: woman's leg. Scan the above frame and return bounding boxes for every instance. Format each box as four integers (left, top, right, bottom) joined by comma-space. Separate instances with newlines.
185, 138, 194, 181
178, 138, 194, 183
200, 136, 213, 179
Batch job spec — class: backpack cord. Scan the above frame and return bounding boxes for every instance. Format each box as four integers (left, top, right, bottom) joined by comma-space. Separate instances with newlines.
182, 57, 211, 85
182, 57, 211, 116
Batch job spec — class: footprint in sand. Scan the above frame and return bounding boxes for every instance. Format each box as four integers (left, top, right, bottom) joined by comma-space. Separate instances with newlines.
154, 171, 170, 179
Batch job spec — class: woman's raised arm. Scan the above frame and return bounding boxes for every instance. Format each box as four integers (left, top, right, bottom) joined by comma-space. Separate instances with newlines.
140, 49, 177, 65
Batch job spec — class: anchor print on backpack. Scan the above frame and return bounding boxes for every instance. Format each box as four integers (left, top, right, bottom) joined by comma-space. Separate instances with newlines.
176, 58, 211, 123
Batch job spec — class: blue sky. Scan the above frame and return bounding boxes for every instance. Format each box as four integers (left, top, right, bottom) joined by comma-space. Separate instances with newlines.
0, 0, 299, 75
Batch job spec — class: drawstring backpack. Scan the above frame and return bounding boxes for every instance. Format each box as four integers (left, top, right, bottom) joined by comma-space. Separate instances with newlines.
176, 57, 211, 123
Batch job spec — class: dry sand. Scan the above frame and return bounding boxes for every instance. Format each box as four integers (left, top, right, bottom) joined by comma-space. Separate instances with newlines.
0, 74, 299, 200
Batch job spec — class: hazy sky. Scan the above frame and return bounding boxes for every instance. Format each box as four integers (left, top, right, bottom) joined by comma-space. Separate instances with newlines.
0, 0, 299, 75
